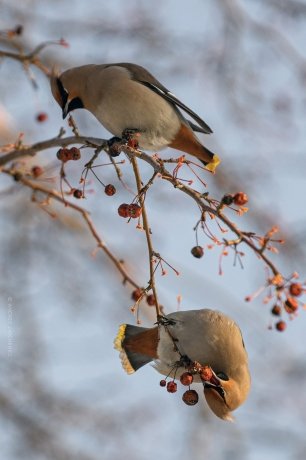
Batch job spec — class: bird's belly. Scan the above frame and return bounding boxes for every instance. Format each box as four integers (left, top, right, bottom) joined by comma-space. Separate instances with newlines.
154, 325, 223, 380
93, 92, 181, 151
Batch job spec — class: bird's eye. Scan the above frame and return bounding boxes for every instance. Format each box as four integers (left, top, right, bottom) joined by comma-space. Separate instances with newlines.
216, 372, 229, 381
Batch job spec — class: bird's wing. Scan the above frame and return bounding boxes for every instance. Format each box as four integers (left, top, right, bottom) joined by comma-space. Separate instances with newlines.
115, 63, 213, 135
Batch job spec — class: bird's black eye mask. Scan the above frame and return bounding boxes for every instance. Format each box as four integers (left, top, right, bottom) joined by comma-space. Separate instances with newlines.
56, 78, 68, 109
56, 78, 84, 118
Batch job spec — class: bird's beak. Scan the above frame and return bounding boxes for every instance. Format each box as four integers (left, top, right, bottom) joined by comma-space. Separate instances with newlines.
204, 380, 226, 403
202, 369, 227, 402
62, 100, 70, 119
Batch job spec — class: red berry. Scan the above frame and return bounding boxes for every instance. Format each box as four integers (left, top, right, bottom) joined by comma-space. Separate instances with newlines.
146, 294, 156, 306
233, 192, 248, 206
182, 389, 199, 406
73, 189, 83, 199
57, 148, 72, 162
289, 282, 303, 297
128, 203, 142, 219
36, 112, 48, 123
275, 320, 286, 332
31, 166, 43, 178
191, 246, 204, 258
166, 381, 177, 393
127, 138, 139, 149
160, 379, 167, 387
70, 147, 81, 160
200, 366, 213, 382
221, 194, 234, 206
284, 297, 298, 314
131, 288, 143, 301
105, 184, 116, 196
180, 372, 194, 386
271, 305, 281, 316
118, 203, 130, 218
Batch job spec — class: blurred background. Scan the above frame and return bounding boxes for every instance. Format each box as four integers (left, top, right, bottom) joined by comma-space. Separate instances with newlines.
1, 0, 306, 459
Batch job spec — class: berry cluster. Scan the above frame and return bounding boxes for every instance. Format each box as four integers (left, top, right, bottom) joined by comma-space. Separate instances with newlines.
271, 280, 305, 332
221, 192, 248, 206
131, 288, 156, 306
118, 203, 142, 219
159, 362, 217, 407
56, 147, 81, 163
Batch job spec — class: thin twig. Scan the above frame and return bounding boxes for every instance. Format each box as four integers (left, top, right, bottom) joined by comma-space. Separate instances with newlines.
2, 169, 139, 290
130, 156, 161, 319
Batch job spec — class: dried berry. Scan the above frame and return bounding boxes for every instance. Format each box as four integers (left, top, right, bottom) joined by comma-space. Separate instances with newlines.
160, 379, 167, 387
13, 172, 22, 182
275, 320, 286, 332
36, 112, 48, 123
180, 372, 194, 386
105, 184, 116, 196
73, 189, 83, 199
15, 25, 23, 35
233, 192, 248, 206
57, 148, 72, 162
221, 194, 234, 206
191, 246, 204, 258
131, 288, 143, 301
200, 366, 213, 382
284, 297, 298, 314
289, 282, 303, 297
31, 166, 43, 178
118, 203, 130, 218
128, 203, 142, 218
271, 304, 281, 316
70, 147, 81, 160
166, 381, 177, 393
182, 389, 199, 406
146, 294, 156, 306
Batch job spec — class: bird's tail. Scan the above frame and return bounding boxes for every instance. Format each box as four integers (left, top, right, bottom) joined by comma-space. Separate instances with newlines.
114, 324, 158, 374
199, 146, 221, 173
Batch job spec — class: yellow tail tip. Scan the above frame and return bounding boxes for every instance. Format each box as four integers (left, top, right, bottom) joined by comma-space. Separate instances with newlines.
114, 324, 127, 351
206, 154, 221, 173
114, 324, 135, 375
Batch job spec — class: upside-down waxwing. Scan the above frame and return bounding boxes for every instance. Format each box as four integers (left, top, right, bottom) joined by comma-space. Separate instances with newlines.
114, 309, 250, 421
50, 63, 220, 172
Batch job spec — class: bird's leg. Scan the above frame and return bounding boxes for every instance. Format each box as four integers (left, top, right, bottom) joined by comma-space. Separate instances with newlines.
121, 128, 141, 149
122, 128, 141, 140
155, 316, 177, 327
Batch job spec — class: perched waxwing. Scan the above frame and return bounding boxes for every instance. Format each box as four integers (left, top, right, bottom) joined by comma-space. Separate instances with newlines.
114, 309, 250, 421
50, 63, 220, 172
